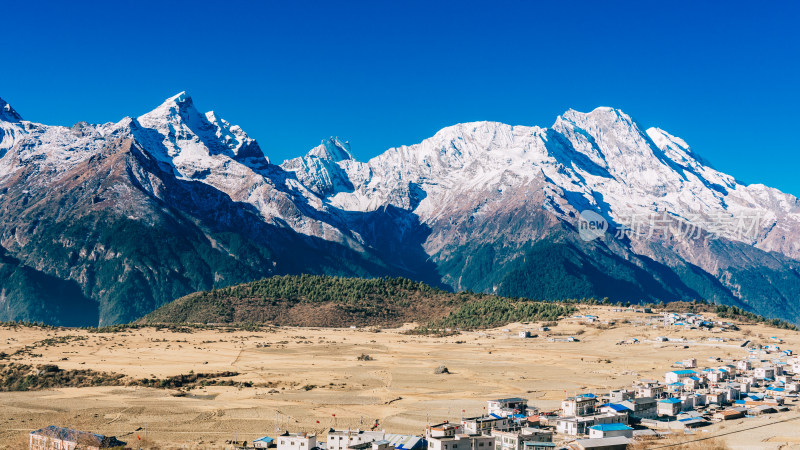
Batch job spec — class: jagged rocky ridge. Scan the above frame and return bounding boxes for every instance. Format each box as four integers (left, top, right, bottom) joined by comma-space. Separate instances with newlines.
1, 93, 799, 326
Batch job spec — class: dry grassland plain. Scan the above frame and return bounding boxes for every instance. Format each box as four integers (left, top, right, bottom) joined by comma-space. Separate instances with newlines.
1, 305, 799, 449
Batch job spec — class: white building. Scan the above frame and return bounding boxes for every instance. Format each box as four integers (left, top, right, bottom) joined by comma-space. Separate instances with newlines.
587, 423, 633, 439
428, 423, 463, 438
327, 430, 386, 450
487, 398, 529, 417
754, 367, 776, 380
555, 413, 626, 436
561, 395, 597, 417
462, 416, 510, 434
665, 370, 698, 384
427, 434, 495, 450
277, 433, 317, 450
491, 428, 552, 450
657, 398, 682, 416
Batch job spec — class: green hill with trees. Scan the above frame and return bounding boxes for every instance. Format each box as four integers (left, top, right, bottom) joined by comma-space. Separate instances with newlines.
140, 275, 577, 329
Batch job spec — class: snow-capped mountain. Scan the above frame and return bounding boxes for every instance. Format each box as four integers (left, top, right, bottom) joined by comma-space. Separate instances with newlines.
1, 93, 799, 326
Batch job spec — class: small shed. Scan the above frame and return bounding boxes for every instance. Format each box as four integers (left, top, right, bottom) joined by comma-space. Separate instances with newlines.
254, 436, 275, 448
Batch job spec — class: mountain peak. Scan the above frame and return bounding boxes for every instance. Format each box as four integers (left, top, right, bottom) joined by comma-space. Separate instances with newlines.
0, 97, 22, 122
560, 106, 634, 125
165, 91, 191, 105
307, 137, 353, 162
138, 91, 197, 123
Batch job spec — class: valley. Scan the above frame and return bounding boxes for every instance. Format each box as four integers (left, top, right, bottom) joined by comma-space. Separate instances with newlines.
2, 305, 799, 448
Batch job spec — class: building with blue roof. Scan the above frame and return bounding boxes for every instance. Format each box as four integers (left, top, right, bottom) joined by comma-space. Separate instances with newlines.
588, 423, 633, 439
254, 436, 275, 448
665, 369, 697, 385
600, 403, 631, 413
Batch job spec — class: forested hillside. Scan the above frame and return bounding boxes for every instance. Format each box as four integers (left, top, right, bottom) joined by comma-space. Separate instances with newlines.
141, 275, 577, 329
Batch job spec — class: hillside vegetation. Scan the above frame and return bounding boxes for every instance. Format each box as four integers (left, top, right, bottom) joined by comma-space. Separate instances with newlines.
141, 275, 577, 329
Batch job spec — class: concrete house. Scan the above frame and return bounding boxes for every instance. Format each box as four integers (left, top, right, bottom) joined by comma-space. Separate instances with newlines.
561, 395, 597, 417
462, 416, 511, 434
635, 381, 666, 399
606, 390, 634, 403
488, 398, 529, 417
427, 434, 495, 450
619, 397, 657, 419
657, 398, 682, 416
706, 392, 727, 406
556, 413, 626, 436
491, 428, 552, 450
754, 367, 776, 380
327, 430, 386, 450
277, 433, 317, 450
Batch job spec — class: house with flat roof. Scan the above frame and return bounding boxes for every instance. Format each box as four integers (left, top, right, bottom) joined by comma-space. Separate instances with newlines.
427, 433, 495, 450
635, 380, 666, 399
277, 432, 318, 450
657, 398, 682, 416
427, 423, 462, 438
491, 428, 552, 450
619, 397, 657, 419
463, 416, 510, 434
561, 394, 597, 417
488, 398, 529, 417
327, 430, 385, 450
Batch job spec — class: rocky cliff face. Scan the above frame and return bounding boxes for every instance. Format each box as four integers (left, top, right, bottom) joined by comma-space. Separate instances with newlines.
1, 93, 799, 325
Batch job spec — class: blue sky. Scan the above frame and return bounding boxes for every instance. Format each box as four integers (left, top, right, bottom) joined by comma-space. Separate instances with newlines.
3, 1, 799, 195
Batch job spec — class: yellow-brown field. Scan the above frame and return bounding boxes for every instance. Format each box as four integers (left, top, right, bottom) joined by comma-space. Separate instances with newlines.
1, 305, 799, 449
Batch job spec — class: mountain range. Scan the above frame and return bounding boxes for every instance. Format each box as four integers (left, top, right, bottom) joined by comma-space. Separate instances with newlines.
1, 92, 799, 326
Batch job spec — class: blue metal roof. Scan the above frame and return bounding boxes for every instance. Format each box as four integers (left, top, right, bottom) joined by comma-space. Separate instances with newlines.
490, 413, 503, 419
255, 437, 275, 443
660, 398, 682, 404
589, 423, 632, 431
671, 370, 697, 375
603, 403, 631, 412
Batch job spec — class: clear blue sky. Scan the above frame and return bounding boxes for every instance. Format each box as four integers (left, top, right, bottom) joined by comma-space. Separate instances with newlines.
3, 1, 799, 195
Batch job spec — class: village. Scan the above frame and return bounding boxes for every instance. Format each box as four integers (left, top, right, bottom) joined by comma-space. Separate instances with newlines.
24, 311, 800, 450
